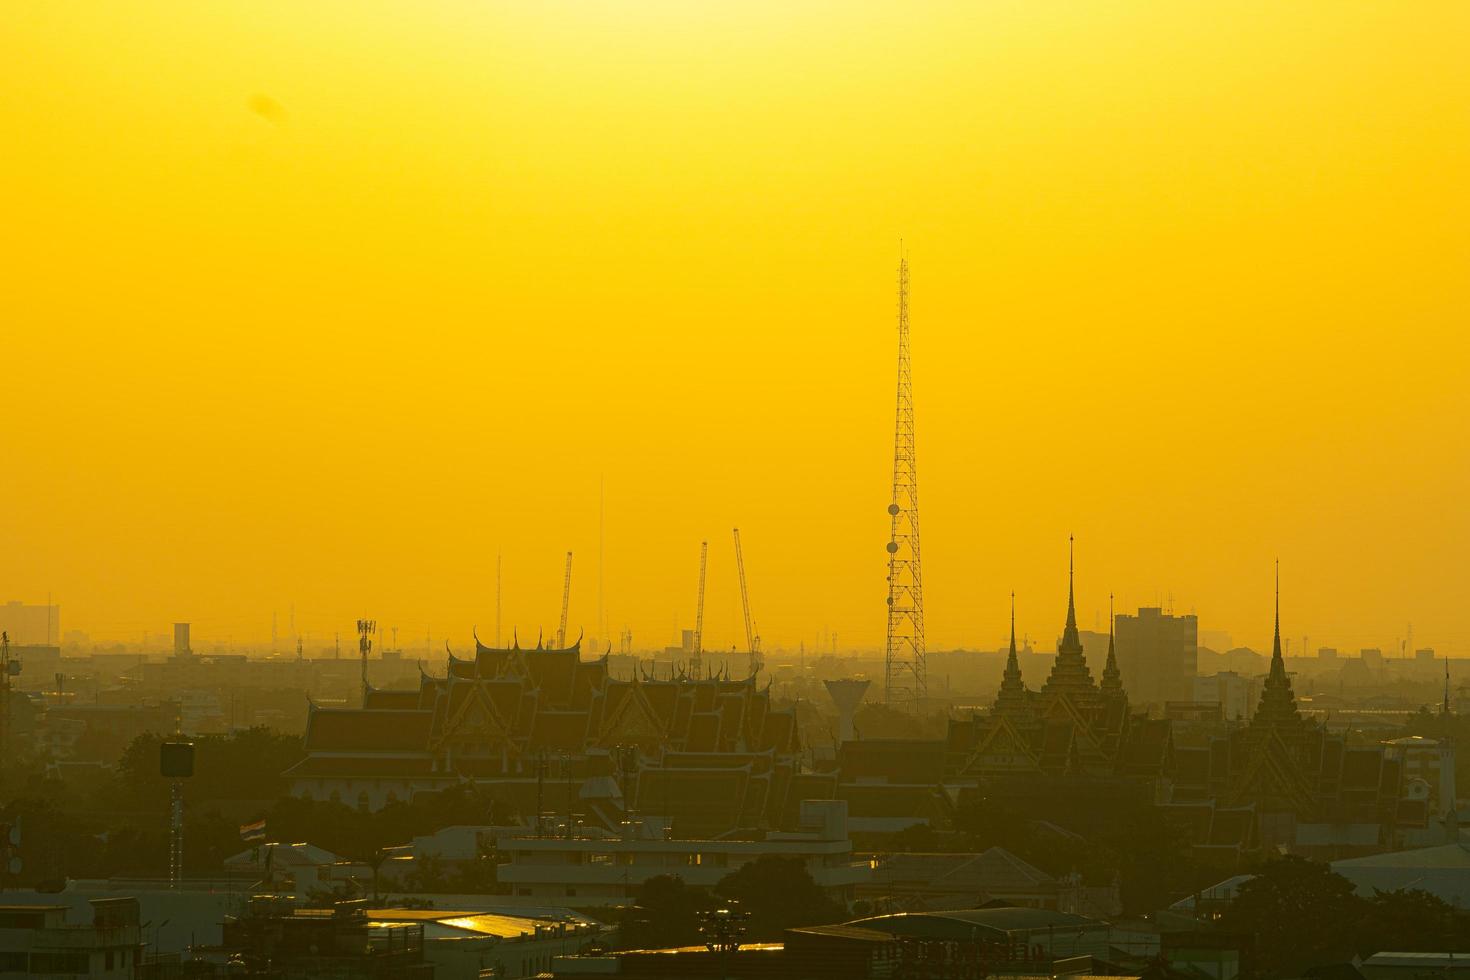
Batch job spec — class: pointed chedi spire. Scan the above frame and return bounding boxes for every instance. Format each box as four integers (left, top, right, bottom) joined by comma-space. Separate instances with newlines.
994, 591, 1031, 716
1065, 534, 1079, 634
1251, 559, 1303, 735
1101, 592, 1123, 696
1044, 535, 1099, 702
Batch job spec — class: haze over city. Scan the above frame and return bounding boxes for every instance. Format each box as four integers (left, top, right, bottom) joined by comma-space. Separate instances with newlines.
4, 2, 1468, 655
7, 5, 1470, 980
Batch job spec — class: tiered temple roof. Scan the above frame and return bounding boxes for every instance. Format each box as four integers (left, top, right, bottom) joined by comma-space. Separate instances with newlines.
1039, 540, 1101, 712
1170, 569, 1405, 852
948, 544, 1169, 782
992, 595, 1031, 718
286, 634, 823, 834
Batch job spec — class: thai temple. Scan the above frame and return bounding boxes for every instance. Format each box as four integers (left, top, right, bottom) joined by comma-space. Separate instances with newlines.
1167, 569, 1410, 857
944, 544, 1174, 784
284, 553, 1412, 861
940, 552, 1409, 862
285, 633, 833, 836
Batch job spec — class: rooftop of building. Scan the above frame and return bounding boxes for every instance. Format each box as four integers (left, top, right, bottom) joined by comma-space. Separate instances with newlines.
849, 906, 1104, 939
366, 908, 599, 941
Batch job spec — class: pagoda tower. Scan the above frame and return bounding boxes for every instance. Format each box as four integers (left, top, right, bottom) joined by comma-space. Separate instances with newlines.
1249, 561, 1305, 737
1100, 593, 1125, 702
994, 593, 1032, 717
1041, 537, 1101, 710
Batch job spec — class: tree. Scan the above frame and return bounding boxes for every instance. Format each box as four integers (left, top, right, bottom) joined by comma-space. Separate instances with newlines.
1356, 888, 1468, 956
114, 728, 305, 806
713, 856, 844, 940
615, 874, 712, 950
953, 789, 1215, 914
1220, 856, 1364, 979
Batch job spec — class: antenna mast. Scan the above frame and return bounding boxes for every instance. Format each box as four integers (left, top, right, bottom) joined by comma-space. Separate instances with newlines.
1445, 656, 1452, 717
884, 254, 926, 706
693, 541, 708, 672
733, 528, 761, 676
357, 619, 376, 706
558, 551, 573, 649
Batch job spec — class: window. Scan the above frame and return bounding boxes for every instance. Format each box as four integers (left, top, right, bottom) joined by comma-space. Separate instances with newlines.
589, 853, 614, 865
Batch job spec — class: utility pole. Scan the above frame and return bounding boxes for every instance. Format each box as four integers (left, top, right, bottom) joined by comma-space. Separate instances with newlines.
534, 752, 548, 837
884, 253, 926, 706
1445, 657, 1453, 717
0, 632, 11, 766
496, 553, 503, 648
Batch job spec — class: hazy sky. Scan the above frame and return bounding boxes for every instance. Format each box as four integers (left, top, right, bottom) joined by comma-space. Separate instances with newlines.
3, 2, 1467, 655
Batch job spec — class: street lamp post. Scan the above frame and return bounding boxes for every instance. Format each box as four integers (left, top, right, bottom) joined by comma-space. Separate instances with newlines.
697, 904, 749, 980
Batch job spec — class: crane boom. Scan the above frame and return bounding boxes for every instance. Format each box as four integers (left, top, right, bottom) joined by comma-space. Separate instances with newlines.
693, 541, 708, 666
733, 528, 761, 675
557, 551, 573, 648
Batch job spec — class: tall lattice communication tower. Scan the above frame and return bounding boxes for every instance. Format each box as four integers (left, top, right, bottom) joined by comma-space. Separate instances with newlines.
884, 256, 926, 706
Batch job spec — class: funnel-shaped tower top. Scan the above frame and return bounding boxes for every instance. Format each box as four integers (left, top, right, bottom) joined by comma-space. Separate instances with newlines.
826, 677, 872, 744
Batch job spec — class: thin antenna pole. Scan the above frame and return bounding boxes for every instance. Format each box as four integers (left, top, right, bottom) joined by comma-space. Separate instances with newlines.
496, 552, 503, 648
1445, 656, 1452, 717
357, 619, 375, 706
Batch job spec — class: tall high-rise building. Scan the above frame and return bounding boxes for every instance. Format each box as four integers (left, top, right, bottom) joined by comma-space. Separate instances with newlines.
173, 623, 192, 657
1114, 606, 1198, 705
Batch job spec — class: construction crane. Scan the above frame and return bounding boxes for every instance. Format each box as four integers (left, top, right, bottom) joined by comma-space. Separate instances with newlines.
557, 551, 573, 649
693, 541, 708, 670
733, 528, 761, 675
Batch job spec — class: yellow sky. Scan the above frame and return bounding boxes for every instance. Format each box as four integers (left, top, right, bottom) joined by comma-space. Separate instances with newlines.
2, 2, 1467, 655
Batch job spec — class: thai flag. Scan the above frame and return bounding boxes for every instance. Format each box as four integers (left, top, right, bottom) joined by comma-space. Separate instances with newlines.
239, 819, 266, 843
